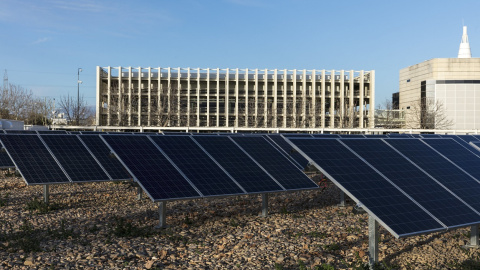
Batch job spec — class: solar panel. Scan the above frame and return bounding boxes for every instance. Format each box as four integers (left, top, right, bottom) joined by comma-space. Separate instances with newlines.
387, 133, 413, 138
0, 130, 5, 134
37, 130, 68, 134
457, 135, 479, 144
68, 131, 81, 134
192, 136, 285, 193
439, 135, 476, 150
107, 132, 134, 134
265, 134, 309, 169
4, 130, 37, 134
287, 138, 444, 238
422, 139, 480, 180
341, 139, 480, 228
101, 135, 201, 201
80, 131, 105, 134
410, 134, 422, 138
385, 138, 480, 212
162, 132, 192, 135
364, 134, 389, 138
0, 145, 15, 168
150, 136, 245, 196
40, 135, 111, 182
78, 135, 132, 181
0, 134, 70, 184
420, 134, 442, 138
231, 136, 318, 190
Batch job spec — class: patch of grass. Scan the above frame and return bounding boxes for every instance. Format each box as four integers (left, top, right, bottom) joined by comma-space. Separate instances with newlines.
0, 193, 9, 207
3, 219, 42, 253
109, 216, 151, 238
280, 206, 290, 215
48, 219, 78, 239
24, 198, 60, 214
229, 218, 239, 227
323, 243, 340, 251
274, 263, 283, 270
308, 231, 327, 239
315, 264, 335, 270
298, 259, 307, 270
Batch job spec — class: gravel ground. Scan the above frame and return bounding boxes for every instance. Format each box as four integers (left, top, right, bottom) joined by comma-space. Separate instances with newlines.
1, 172, 480, 270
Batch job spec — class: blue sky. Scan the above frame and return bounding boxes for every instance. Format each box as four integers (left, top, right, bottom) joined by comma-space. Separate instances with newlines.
1, 0, 479, 107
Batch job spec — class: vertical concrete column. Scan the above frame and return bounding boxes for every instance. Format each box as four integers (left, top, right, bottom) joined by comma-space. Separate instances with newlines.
156, 201, 167, 229
293, 69, 297, 128
216, 68, 220, 127
197, 69, 201, 127
263, 69, 268, 127
312, 70, 317, 128
340, 70, 345, 127
225, 69, 229, 127
359, 70, 365, 128
167, 67, 171, 126
137, 67, 142, 126
321, 70, 326, 128
368, 215, 379, 266
369, 70, 376, 128
283, 69, 288, 128
235, 68, 239, 128
128, 67, 133, 126
147, 67, 152, 126
206, 68, 210, 127
255, 69, 259, 127
349, 70, 354, 127
44, 184, 50, 204
273, 69, 278, 127
157, 67, 161, 127
245, 68, 249, 127
177, 68, 181, 127
95, 66, 101, 125
118, 66, 123, 126
187, 68, 191, 126
107, 66, 112, 126
330, 70, 335, 128
302, 69, 307, 128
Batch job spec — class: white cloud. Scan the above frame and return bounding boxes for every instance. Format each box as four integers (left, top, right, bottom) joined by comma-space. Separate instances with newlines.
32, 37, 49, 44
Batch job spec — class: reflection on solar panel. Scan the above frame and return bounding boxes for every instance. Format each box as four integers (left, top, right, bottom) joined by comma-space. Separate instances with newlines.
40, 135, 111, 182
231, 136, 318, 190
339, 134, 365, 138
420, 134, 442, 138
78, 135, 132, 181
410, 134, 422, 138
192, 136, 285, 193
282, 134, 313, 138
69, 131, 81, 134
0, 134, 70, 184
80, 131, 104, 134
387, 134, 412, 138
385, 138, 480, 212
101, 135, 201, 201
440, 135, 475, 149
150, 136, 245, 196
457, 135, 479, 144
342, 139, 480, 228
364, 135, 389, 138
287, 138, 444, 238
265, 135, 309, 169
4, 130, 37, 134
37, 130, 68, 134
422, 139, 480, 180
311, 134, 341, 138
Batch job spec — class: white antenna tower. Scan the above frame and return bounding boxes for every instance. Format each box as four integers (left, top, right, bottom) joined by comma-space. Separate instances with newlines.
458, 26, 472, 58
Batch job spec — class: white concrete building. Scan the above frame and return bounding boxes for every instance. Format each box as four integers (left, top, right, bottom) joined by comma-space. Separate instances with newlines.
96, 67, 375, 129
399, 26, 480, 130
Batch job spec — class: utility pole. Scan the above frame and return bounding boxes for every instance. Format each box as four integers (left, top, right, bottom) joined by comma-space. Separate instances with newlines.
77, 68, 83, 125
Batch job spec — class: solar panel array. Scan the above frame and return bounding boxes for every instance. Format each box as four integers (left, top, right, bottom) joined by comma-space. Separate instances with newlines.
287, 137, 480, 238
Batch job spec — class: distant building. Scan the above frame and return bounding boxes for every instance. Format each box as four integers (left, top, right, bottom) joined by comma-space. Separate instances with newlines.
399, 26, 480, 130
96, 67, 375, 129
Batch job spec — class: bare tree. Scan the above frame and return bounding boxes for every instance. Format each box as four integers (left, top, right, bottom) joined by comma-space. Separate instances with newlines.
374, 99, 404, 128
58, 94, 94, 125
405, 97, 453, 129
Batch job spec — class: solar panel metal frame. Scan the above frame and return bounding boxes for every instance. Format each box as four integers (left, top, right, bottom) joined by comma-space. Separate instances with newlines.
0, 134, 72, 185
285, 137, 447, 238
4, 130, 38, 134
100, 135, 203, 202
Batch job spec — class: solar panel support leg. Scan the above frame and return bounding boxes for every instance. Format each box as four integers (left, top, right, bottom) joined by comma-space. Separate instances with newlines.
261, 193, 268, 217
338, 190, 346, 207
137, 186, 143, 200
465, 225, 479, 248
368, 215, 379, 266
44, 184, 49, 204
156, 201, 167, 229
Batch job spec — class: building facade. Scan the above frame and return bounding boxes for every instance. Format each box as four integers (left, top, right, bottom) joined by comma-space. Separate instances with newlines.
96, 66, 375, 129
399, 27, 480, 130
